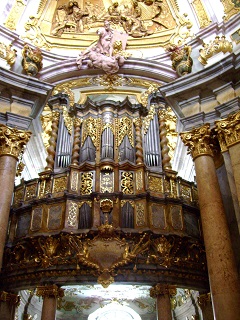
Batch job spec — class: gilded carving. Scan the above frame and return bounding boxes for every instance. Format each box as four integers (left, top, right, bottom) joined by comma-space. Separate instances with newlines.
136, 171, 143, 191
169, 12, 194, 46
180, 184, 192, 201
80, 172, 94, 194
22, 15, 52, 50
70, 170, 79, 192
148, 176, 164, 193
150, 235, 174, 268
24, 184, 37, 201
166, 44, 193, 77
3, 233, 207, 286
53, 176, 68, 193
38, 178, 52, 198
150, 284, 176, 298
67, 201, 79, 228
50, 0, 175, 39
198, 35, 233, 65
100, 172, 114, 193
198, 292, 211, 307
100, 199, 113, 214
36, 284, 64, 298
82, 117, 100, 148
4, 0, 26, 31
121, 171, 134, 194
0, 124, 31, 160
140, 84, 159, 107
221, 0, 240, 21
121, 200, 134, 207
90, 74, 132, 91
117, 117, 134, 147
143, 105, 156, 134
14, 187, 24, 206
136, 202, 145, 226
22, 44, 43, 76
215, 111, 240, 148
0, 291, 20, 305
0, 43, 17, 66
192, 0, 211, 28
180, 124, 214, 160
159, 108, 172, 169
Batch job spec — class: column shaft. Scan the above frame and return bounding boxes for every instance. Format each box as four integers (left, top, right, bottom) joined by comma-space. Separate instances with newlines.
195, 154, 240, 319
41, 296, 57, 320
228, 144, 240, 209
0, 156, 17, 268
156, 294, 172, 320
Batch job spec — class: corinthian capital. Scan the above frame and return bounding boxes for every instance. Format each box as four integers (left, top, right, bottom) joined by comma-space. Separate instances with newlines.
215, 111, 240, 149
36, 284, 64, 298
0, 124, 31, 159
180, 124, 214, 160
150, 284, 176, 298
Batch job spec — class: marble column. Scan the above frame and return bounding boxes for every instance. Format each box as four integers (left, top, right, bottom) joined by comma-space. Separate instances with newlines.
0, 124, 31, 269
198, 293, 214, 320
181, 124, 240, 320
0, 291, 20, 320
215, 111, 240, 224
150, 284, 176, 320
36, 284, 64, 320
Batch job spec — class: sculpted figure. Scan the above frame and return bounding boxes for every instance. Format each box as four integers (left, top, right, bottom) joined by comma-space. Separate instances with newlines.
108, 2, 121, 24
166, 44, 193, 77
22, 44, 43, 76
96, 20, 114, 56
77, 21, 126, 74
52, 1, 89, 36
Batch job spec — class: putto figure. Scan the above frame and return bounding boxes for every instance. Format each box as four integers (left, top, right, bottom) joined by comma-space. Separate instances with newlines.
76, 21, 127, 74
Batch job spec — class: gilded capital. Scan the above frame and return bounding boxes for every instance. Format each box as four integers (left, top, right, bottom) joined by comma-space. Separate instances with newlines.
198, 292, 211, 307
150, 284, 176, 298
0, 291, 20, 305
215, 111, 240, 149
36, 284, 64, 298
0, 124, 31, 159
180, 124, 214, 160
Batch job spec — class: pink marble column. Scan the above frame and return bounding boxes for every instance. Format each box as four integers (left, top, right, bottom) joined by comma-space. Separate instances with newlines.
150, 284, 176, 320
36, 285, 64, 320
0, 124, 31, 269
198, 293, 214, 320
215, 111, 240, 219
181, 124, 240, 320
0, 291, 20, 320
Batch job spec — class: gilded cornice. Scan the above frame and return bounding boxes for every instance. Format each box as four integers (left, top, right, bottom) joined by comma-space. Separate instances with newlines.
180, 124, 214, 160
0, 124, 31, 159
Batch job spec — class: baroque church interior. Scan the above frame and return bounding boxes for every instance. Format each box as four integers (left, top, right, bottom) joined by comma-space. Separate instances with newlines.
0, 0, 240, 319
